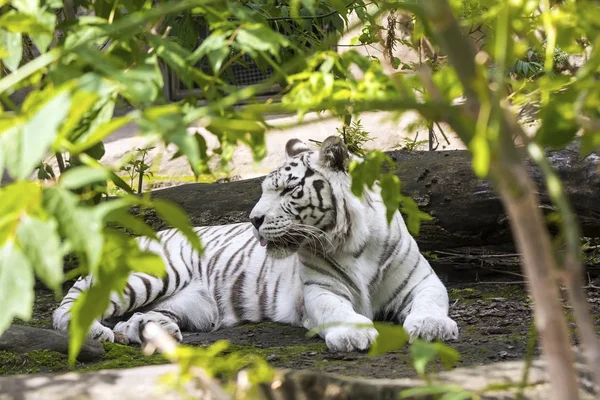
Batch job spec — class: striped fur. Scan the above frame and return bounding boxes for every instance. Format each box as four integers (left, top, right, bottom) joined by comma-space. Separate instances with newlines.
52, 136, 458, 351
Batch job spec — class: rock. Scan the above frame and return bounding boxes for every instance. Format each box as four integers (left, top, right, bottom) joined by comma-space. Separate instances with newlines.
0, 356, 596, 400
0, 325, 105, 362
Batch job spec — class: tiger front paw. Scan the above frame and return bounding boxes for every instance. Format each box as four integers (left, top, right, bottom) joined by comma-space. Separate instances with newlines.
325, 325, 379, 352
403, 313, 459, 343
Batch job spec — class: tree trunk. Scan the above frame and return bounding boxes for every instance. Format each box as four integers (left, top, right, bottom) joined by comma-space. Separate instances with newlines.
145, 143, 600, 252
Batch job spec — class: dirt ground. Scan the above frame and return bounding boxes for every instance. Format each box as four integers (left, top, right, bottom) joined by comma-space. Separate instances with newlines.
9, 278, 600, 379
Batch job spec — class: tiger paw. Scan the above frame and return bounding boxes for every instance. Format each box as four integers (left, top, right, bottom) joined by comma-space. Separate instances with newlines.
403, 314, 459, 343
113, 311, 183, 344
89, 321, 115, 342
325, 325, 379, 352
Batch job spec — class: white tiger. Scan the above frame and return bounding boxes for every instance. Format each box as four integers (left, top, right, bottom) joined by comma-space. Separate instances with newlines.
53, 136, 459, 352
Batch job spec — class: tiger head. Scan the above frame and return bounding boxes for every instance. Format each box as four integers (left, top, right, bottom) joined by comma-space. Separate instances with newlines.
249, 136, 370, 258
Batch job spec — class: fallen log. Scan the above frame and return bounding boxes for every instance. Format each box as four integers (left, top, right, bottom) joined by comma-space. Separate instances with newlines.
145, 144, 600, 252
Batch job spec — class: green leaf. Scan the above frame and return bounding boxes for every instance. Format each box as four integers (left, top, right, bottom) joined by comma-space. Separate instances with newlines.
68, 283, 111, 364
0, 30, 22, 71
68, 228, 164, 363
432, 67, 463, 101
59, 166, 111, 189
1, 90, 71, 180
410, 340, 460, 378
0, 240, 34, 335
16, 215, 64, 293
236, 24, 290, 57
127, 248, 165, 277
29, 11, 55, 52
0, 47, 60, 94
469, 135, 490, 178
369, 323, 409, 356
191, 33, 229, 73
580, 131, 600, 157
536, 88, 579, 149
380, 174, 401, 223
69, 115, 133, 155
152, 199, 203, 254
400, 385, 473, 399
103, 207, 159, 241
43, 188, 103, 274
0, 181, 42, 245
12, 0, 40, 15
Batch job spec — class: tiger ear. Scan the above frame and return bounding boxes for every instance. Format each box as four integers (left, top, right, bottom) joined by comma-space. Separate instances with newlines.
319, 136, 348, 172
285, 138, 310, 158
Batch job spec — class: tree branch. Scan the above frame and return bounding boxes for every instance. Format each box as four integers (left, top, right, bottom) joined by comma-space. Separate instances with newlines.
417, 1, 584, 399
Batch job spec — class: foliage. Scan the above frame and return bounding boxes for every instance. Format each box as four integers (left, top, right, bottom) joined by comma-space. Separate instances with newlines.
336, 118, 373, 156
119, 146, 155, 194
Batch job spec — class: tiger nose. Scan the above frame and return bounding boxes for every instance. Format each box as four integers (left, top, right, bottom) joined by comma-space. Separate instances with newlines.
250, 215, 265, 230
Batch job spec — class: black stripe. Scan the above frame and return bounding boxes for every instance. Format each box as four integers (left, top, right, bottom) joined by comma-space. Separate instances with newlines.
271, 275, 282, 317
323, 255, 361, 295
126, 283, 136, 311
381, 257, 423, 307
255, 256, 269, 295
138, 275, 153, 306
353, 240, 368, 258
205, 246, 228, 286
304, 280, 353, 303
231, 271, 247, 321
303, 261, 344, 285
138, 321, 147, 342
153, 309, 181, 325
223, 235, 254, 277
370, 237, 411, 292
110, 300, 121, 317
157, 267, 171, 299
395, 271, 434, 322
180, 241, 193, 277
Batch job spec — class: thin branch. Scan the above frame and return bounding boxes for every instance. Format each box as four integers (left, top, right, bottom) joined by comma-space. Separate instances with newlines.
421, 1, 582, 399
514, 127, 600, 392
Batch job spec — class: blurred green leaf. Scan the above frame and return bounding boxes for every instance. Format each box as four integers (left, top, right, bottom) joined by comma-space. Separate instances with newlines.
580, 131, 600, 157
12, 0, 40, 15
369, 322, 409, 357
59, 166, 111, 189
0, 240, 34, 335
469, 135, 490, 178
104, 208, 159, 241
410, 340, 460, 378
152, 199, 203, 254
43, 188, 103, 275
1, 90, 71, 180
536, 88, 579, 149
16, 215, 64, 294
0, 30, 22, 71
236, 24, 290, 58
400, 385, 474, 400
68, 228, 164, 363
69, 115, 133, 155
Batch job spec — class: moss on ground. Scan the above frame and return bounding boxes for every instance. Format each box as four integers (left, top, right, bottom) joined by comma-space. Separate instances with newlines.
448, 285, 528, 304
0, 343, 170, 376
0, 350, 74, 375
